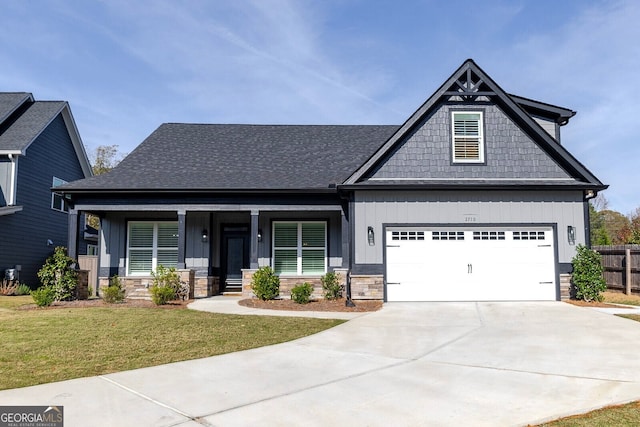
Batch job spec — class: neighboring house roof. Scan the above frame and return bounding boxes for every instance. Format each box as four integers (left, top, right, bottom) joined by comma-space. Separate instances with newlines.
0, 92, 93, 177
0, 92, 33, 124
59, 124, 399, 192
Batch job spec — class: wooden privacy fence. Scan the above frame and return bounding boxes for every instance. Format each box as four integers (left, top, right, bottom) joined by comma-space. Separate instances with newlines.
593, 245, 640, 294
78, 255, 98, 297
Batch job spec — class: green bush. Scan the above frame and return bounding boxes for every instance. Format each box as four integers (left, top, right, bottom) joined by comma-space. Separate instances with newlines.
150, 265, 180, 305
103, 275, 126, 303
16, 283, 32, 296
31, 286, 56, 307
37, 246, 78, 301
251, 266, 280, 300
321, 271, 343, 300
572, 244, 607, 302
291, 282, 313, 304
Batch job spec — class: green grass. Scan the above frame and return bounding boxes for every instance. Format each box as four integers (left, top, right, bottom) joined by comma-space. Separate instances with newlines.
535, 401, 640, 426
0, 296, 343, 390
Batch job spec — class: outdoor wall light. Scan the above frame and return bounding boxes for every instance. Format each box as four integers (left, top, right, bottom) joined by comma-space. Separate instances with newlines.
202, 229, 208, 243
367, 226, 375, 246
567, 226, 576, 245
257, 229, 263, 242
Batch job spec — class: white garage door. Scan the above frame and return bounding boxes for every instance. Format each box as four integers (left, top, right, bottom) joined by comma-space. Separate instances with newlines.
386, 227, 556, 301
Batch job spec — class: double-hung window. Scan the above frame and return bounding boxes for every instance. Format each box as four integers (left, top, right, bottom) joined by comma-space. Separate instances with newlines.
273, 221, 326, 275
51, 177, 69, 212
452, 111, 484, 163
127, 221, 178, 275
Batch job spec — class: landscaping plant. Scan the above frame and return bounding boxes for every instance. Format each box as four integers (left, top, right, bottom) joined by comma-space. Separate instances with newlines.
251, 266, 280, 300
31, 286, 56, 307
37, 246, 78, 301
291, 282, 313, 304
321, 271, 343, 300
150, 265, 180, 305
103, 275, 126, 303
16, 283, 32, 296
571, 244, 607, 302
0, 279, 19, 296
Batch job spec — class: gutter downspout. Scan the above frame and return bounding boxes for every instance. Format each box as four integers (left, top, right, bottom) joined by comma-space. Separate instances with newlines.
8, 154, 17, 205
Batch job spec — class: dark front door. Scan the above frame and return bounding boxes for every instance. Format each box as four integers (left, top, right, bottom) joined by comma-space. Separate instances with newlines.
221, 226, 250, 293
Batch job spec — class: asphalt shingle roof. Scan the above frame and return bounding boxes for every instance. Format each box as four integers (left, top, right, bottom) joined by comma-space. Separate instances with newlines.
0, 92, 31, 124
0, 100, 66, 152
62, 124, 399, 191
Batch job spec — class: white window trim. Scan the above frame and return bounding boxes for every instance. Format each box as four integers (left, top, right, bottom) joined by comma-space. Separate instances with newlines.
451, 110, 484, 163
272, 221, 327, 276
126, 221, 179, 276
86, 244, 99, 256
51, 177, 69, 213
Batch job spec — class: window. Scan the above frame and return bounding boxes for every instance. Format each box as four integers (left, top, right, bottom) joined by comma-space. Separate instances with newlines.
391, 231, 425, 241
513, 231, 545, 241
432, 231, 465, 241
452, 111, 484, 163
127, 221, 178, 275
473, 231, 505, 241
87, 244, 98, 256
273, 221, 326, 275
51, 177, 69, 212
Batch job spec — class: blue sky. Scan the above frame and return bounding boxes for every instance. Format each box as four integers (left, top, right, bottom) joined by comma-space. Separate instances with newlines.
1, 0, 638, 213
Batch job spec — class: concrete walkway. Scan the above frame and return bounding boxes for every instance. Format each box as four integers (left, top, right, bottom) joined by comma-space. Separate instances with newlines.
3, 300, 640, 426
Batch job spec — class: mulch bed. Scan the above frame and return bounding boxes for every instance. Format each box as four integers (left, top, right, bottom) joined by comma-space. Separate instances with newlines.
238, 298, 383, 312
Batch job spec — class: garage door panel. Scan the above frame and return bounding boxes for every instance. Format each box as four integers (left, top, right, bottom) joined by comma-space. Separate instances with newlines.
385, 227, 556, 302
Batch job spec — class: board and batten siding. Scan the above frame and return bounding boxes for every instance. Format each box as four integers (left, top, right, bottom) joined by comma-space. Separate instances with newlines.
353, 190, 586, 266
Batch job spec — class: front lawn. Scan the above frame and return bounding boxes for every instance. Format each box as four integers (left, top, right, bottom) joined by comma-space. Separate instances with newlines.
0, 296, 343, 390
535, 401, 640, 426
603, 291, 640, 306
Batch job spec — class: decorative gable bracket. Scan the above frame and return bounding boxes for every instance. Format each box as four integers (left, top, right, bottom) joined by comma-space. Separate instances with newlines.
443, 67, 496, 102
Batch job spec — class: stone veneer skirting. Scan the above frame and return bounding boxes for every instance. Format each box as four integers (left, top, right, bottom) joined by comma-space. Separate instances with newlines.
98, 269, 196, 300
241, 268, 383, 300
560, 273, 572, 300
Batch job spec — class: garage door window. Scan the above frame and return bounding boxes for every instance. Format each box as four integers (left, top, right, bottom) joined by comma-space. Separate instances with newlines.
432, 231, 465, 240
391, 231, 425, 241
473, 231, 505, 240
513, 231, 545, 240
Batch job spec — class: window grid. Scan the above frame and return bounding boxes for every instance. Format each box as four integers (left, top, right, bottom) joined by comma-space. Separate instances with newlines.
391, 231, 425, 241
432, 231, 465, 241
473, 231, 506, 241
513, 231, 546, 241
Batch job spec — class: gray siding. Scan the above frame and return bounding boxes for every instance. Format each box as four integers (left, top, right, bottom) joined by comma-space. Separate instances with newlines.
0, 115, 86, 285
369, 104, 571, 180
353, 190, 586, 265
532, 116, 558, 140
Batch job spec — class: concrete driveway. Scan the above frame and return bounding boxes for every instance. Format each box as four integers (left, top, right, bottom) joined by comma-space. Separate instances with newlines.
3, 301, 640, 426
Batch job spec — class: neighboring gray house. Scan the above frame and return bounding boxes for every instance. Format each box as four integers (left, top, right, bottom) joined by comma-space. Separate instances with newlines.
0, 92, 92, 286
57, 59, 606, 301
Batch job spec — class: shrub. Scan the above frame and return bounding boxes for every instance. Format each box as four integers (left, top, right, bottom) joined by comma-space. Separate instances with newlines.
31, 286, 56, 307
572, 244, 607, 302
251, 266, 280, 300
150, 265, 180, 305
16, 283, 32, 296
321, 271, 343, 300
103, 275, 126, 304
0, 279, 18, 296
291, 282, 313, 304
37, 246, 78, 301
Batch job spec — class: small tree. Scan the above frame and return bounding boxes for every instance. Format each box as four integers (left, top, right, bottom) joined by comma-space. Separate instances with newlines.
251, 266, 280, 300
571, 244, 606, 302
37, 246, 78, 301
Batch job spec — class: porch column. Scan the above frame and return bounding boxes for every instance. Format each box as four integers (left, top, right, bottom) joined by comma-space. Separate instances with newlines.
341, 210, 350, 268
177, 210, 186, 269
67, 209, 79, 261
250, 210, 259, 269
